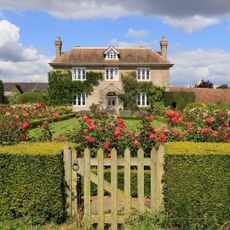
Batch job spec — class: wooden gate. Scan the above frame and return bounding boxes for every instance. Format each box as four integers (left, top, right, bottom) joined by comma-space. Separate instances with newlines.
63, 145, 164, 229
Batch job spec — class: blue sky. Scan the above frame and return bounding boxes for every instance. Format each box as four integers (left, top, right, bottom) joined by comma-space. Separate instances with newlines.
0, 0, 230, 86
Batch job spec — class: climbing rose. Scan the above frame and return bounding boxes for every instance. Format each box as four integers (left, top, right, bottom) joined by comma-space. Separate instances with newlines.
53, 112, 59, 119
21, 122, 29, 129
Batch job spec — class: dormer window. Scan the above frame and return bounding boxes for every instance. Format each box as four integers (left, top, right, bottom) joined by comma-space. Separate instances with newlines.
104, 46, 119, 60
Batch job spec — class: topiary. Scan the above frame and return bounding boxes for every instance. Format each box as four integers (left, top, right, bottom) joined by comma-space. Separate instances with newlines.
183, 102, 207, 112
16, 92, 44, 104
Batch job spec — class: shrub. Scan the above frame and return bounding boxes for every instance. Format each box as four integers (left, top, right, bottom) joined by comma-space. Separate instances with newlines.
183, 102, 207, 112
16, 92, 44, 104
163, 92, 195, 110
163, 142, 230, 230
0, 142, 69, 224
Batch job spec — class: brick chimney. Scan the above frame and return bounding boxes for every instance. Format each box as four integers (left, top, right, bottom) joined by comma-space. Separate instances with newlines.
160, 36, 168, 59
55, 36, 62, 58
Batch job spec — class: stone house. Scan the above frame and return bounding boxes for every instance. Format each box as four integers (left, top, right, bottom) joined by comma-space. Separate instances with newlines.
49, 37, 173, 111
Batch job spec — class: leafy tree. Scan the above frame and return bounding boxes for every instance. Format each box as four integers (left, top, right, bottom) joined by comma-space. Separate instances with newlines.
0, 80, 4, 104
216, 84, 229, 89
195, 80, 213, 88
147, 85, 165, 112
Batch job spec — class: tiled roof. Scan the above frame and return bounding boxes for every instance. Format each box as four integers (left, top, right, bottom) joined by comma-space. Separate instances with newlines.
169, 87, 230, 104
50, 47, 172, 67
4, 82, 48, 92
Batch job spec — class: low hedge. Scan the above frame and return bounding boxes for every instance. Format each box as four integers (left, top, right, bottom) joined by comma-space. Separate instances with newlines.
164, 142, 230, 229
163, 92, 195, 110
30, 113, 76, 128
0, 142, 70, 225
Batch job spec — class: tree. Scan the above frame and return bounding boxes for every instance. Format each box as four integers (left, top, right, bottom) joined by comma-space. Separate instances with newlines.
216, 84, 229, 89
195, 79, 213, 88
0, 80, 4, 104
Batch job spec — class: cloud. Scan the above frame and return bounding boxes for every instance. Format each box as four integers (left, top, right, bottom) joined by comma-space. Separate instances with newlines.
169, 49, 230, 86
0, 20, 51, 82
125, 28, 149, 38
162, 15, 219, 33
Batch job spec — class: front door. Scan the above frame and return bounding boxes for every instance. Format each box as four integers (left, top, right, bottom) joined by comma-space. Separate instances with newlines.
107, 97, 116, 110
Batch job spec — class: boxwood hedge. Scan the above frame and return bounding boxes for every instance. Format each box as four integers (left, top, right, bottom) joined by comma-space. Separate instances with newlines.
164, 142, 230, 229
0, 142, 71, 225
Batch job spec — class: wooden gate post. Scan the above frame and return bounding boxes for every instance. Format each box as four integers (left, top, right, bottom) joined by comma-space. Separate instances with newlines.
63, 145, 77, 217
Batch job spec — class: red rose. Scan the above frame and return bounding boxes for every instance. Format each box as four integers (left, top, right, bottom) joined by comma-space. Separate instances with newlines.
175, 131, 180, 137
149, 133, 155, 140
43, 120, 49, 126
84, 135, 90, 141
133, 140, 140, 146
84, 129, 88, 133
203, 127, 209, 134
88, 124, 95, 131
54, 136, 59, 141
19, 133, 27, 140
114, 127, 121, 137
159, 133, 166, 143
166, 110, 174, 117
21, 122, 30, 129
148, 115, 154, 122
174, 112, 179, 117
117, 117, 124, 124
205, 117, 212, 123
177, 117, 183, 123
82, 114, 88, 120
89, 138, 95, 144
86, 118, 93, 125
187, 122, 193, 129
107, 153, 112, 158
171, 116, 177, 123
212, 132, 218, 138
53, 112, 59, 119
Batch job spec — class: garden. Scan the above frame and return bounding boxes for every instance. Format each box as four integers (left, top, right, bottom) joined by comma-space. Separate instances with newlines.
0, 90, 229, 229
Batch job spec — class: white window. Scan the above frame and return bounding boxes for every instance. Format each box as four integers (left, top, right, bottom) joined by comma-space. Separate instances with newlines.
73, 93, 86, 106
72, 67, 86, 80
137, 68, 150, 81
105, 47, 119, 60
105, 67, 119, 80
137, 93, 149, 107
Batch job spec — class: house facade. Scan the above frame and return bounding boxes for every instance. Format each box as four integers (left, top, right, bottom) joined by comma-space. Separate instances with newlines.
49, 37, 173, 111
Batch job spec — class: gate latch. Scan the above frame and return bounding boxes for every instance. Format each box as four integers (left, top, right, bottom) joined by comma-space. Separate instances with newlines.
72, 161, 79, 171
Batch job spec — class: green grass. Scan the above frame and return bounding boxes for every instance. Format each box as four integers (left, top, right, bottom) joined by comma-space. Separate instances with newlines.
28, 117, 165, 138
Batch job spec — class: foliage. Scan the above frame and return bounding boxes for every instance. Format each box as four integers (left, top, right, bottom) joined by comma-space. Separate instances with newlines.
164, 142, 230, 229
0, 80, 4, 104
7, 91, 21, 104
207, 101, 230, 111
0, 142, 67, 224
47, 70, 103, 105
118, 72, 153, 111
16, 92, 44, 104
124, 211, 171, 230
217, 84, 229, 89
195, 79, 214, 88
183, 102, 207, 112
163, 91, 195, 110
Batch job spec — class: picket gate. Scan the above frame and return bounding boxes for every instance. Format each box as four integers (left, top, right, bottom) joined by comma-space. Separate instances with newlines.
63, 145, 164, 229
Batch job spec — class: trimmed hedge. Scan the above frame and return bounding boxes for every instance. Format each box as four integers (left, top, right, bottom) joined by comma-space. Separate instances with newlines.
0, 142, 71, 225
30, 113, 76, 128
163, 92, 195, 110
164, 142, 230, 229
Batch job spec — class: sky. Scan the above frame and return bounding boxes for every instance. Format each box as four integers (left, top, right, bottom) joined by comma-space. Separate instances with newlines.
0, 0, 230, 86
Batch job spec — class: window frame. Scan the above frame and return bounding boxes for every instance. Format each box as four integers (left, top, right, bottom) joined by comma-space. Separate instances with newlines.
137, 92, 149, 107
137, 68, 150, 81
72, 67, 86, 81
105, 67, 119, 81
73, 93, 86, 107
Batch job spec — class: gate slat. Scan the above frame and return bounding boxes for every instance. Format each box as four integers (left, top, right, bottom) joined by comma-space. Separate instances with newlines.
71, 148, 78, 217
138, 148, 144, 212
97, 148, 104, 229
151, 147, 157, 211
124, 148, 131, 219
83, 148, 91, 229
111, 148, 118, 230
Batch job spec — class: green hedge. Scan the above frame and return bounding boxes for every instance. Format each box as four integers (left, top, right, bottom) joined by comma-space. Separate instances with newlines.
30, 113, 76, 128
163, 92, 195, 110
163, 142, 230, 229
16, 92, 44, 104
0, 142, 69, 225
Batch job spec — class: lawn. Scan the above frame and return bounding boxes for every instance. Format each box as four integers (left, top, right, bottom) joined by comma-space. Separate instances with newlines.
28, 117, 165, 138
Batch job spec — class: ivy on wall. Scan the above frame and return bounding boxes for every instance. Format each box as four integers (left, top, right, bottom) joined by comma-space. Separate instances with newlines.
118, 72, 165, 111
47, 70, 103, 105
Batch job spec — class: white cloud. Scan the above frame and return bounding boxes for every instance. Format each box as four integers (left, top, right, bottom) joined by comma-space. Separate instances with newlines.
169, 49, 230, 86
162, 15, 219, 33
125, 28, 149, 38
0, 20, 51, 82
